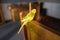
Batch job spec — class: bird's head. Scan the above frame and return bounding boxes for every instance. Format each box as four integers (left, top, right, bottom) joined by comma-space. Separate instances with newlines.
30, 9, 36, 17
31, 9, 36, 14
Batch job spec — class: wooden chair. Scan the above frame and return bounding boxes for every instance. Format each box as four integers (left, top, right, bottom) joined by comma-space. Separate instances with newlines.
0, 4, 5, 24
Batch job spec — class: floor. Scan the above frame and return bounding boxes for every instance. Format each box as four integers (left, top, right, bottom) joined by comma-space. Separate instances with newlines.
0, 21, 24, 40
10, 31, 24, 40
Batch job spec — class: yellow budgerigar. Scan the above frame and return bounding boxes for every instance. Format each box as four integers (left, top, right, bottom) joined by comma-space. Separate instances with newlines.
18, 9, 36, 34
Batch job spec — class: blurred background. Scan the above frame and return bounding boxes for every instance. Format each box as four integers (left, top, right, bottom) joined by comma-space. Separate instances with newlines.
0, 2, 60, 40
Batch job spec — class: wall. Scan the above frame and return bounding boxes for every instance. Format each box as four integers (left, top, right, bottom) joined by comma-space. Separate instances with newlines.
43, 2, 60, 19
2, 3, 12, 20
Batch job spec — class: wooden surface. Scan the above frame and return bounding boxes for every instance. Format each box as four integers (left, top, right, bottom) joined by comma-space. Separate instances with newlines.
9, 8, 20, 22
0, 4, 5, 24
25, 21, 60, 40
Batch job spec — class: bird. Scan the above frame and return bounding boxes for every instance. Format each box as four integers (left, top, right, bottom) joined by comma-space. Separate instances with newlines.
18, 9, 36, 34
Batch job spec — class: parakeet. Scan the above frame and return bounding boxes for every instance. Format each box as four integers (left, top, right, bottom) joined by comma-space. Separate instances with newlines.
18, 9, 36, 34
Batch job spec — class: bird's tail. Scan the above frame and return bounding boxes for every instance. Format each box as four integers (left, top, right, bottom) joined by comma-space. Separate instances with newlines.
18, 22, 27, 34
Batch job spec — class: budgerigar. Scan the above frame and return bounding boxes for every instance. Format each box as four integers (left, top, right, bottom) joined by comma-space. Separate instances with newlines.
18, 9, 36, 34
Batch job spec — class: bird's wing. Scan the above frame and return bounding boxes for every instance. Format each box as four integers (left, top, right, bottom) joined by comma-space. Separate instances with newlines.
23, 9, 36, 20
